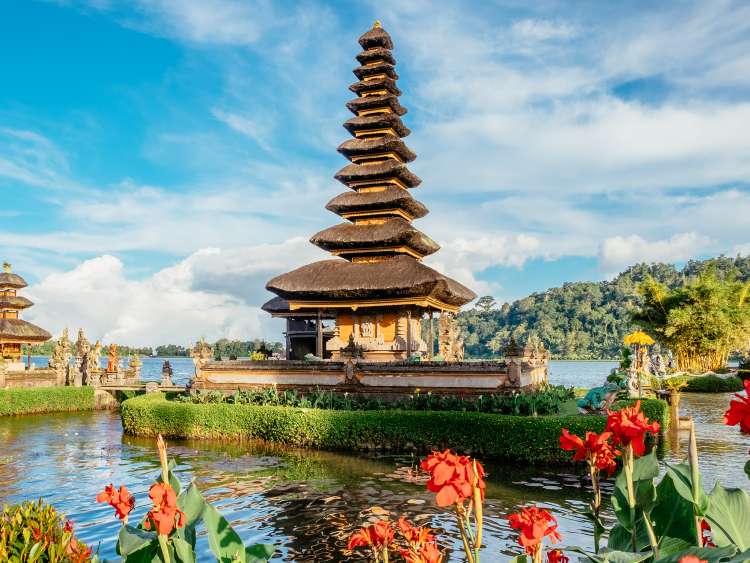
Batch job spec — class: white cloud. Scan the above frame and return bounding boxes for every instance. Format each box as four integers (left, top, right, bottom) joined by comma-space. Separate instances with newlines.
598, 232, 712, 275
211, 108, 273, 152
22, 241, 325, 346
511, 19, 578, 42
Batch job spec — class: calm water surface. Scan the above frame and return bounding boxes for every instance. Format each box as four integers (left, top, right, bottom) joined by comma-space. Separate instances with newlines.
3, 362, 747, 561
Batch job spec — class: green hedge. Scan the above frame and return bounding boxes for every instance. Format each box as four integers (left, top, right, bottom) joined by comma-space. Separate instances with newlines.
121, 394, 667, 465
613, 398, 670, 430
0, 386, 95, 416
666, 375, 744, 393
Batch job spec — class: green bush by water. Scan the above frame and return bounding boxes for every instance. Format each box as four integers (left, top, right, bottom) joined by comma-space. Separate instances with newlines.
175, 384, 576, 416
665, 374, 744, 393
0, 386, 95, 416
122, 393, 667, 464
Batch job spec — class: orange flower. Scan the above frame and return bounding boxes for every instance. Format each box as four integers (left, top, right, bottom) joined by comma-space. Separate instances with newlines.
397, 516, 436, 547
347, 519, 394, 550
547, 549, 569, 563
420, 450, 486, 507
724, 380, 750, 434
400, 542, 444, 563
678, 556, 707, 563
96, 484, 135, 520
606, 401, 660, 456
508, 505, 561, 555
559, 429, 619, 475
143, 482, 185, 536
66, 537, 92, 563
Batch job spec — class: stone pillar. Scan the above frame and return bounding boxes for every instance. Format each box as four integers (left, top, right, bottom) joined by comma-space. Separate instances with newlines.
406, 309, 412, 357
316, 309, 323, 358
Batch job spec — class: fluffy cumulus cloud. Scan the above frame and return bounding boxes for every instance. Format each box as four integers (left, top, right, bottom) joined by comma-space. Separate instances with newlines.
598, 233, 712, 276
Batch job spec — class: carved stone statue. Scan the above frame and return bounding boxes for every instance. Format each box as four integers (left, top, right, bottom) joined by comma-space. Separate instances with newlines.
191, 338, 213, 381
49, 328, 72, 385
106, 343, 119, 373
438, 313, 464, 362
74, 328, 91, 386
578, 383, 620, 414
86, 340, 103, 385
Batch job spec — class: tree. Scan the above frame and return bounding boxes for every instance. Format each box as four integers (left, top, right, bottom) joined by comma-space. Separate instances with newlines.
632, 269, 750, 372
474, 295, 497, 313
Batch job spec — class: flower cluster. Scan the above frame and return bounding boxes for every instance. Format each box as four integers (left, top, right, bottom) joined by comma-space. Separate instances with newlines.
420, 449, 485, 507
96, 484, 135, 521
347, 519, 394, 551
508, 505, 561, 556
606, 400, 661, 456
724, 379, 750, 434
398, 517, 442, 563
144, 482, 186, 536
559, 429, 619, 475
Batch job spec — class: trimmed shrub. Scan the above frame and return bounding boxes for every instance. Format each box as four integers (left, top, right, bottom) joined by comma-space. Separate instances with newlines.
121, 394, 667, 465
665, 374, 744, 393
0, 387, 95, 416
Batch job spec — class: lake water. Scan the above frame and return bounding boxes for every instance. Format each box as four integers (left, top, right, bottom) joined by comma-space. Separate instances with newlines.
3, 360, 747, 561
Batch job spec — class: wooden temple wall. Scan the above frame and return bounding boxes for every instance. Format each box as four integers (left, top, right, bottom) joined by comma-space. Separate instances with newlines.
191, 358, 548, 395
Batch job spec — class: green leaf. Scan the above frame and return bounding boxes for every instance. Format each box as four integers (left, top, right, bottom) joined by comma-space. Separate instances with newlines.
613, 450, 660, 528
202, 502, 246, 563
172, 537, 196, 563
508, 557, 528, 563
608, 522, 652, 553
632, 450, 660, 481
653, 545, 737, 563
569, 546, 653, 563
744, 460, 750, 482
665, 463, 709, 515
652, 470, 699, 545
178, 481, 206, 527
117, 524, 157, 557
706, 483, 750, 551
245, 543, 275, 563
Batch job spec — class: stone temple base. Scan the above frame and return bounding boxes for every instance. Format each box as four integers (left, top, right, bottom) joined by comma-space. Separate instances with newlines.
191, 357, 548, 396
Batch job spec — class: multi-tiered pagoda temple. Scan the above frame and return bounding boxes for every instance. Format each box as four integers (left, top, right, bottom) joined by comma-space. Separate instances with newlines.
0, 262, 51, 366
263, 22, 476, 361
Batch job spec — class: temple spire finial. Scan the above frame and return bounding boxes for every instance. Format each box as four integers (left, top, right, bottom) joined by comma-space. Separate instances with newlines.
373, 20, 381, 28
2, 261, 11, 273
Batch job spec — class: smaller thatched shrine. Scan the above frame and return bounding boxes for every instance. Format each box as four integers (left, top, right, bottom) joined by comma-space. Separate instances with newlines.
0, 262, 51, 369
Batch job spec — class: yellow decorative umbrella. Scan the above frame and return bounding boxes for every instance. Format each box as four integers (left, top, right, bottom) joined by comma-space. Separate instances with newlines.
623, 331, 654, 347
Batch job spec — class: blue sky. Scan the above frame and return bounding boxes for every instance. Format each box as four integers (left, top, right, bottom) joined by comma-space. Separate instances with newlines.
2, 0, 750, 345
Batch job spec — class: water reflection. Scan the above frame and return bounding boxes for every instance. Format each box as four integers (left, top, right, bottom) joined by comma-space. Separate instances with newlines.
0, 392, 747, 561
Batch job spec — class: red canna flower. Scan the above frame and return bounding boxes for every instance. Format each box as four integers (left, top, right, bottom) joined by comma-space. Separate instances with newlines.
678, 556, 707, 563
420, 450, 486, 507
400, 542, 444, 563
547, 549, 569, 563
397, 516, 436, 546
723, 380, 750, 434
700, 519, 716, 547
66, 537, 92, 563
508, 505, 561, 555
559, 429, 619, 476
96, 484, 135, 520
606, 401, 660, 457
143, 482, 185, 536
347, 519, 394, 550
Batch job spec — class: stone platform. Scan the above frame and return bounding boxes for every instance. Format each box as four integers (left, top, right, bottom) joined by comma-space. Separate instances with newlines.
190, 355, 548, 396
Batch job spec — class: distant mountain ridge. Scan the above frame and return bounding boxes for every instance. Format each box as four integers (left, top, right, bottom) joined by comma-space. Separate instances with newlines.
458, 256, 750, 360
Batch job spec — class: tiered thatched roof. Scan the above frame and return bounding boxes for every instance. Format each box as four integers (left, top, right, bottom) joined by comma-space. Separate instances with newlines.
263, 22, 476, 314
0, 263, 51, 344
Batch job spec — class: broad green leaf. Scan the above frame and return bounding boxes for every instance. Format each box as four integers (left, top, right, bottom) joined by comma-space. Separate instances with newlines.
121, 543, 159, 563
652, 470, 699, 545
653, 545, 737, 563
613, 450, 660, 528
570, 546, 652, 563
665, 463, 709, 515
178, 481, 206, 527
246, 543, 275, 563
172, 537, 196, 563
722, 547, 750, 562
657, 537, 693, 557
118, 524, 157, 557
632, 450, 660, 482
202, 502, 246, 563
706, 483, 750, 551
608, 522, 652, 553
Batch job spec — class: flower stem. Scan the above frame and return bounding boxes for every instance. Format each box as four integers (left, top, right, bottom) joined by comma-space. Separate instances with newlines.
472, 460, 483, 563
623, 445, 637, 551
454, 504, 475, 563
157, 434, 169, 485
382, 545, 389, 563
158, 534, 171, 563
643, 510, 659, 559
688, 422, 703, 546
589, 464, 601, 554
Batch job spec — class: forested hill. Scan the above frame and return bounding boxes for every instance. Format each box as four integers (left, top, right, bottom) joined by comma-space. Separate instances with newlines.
458, 256, 750, 360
